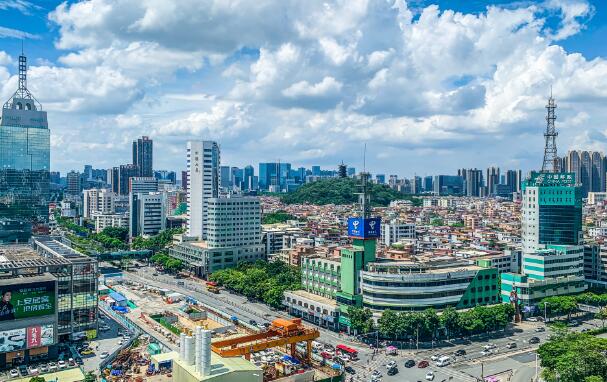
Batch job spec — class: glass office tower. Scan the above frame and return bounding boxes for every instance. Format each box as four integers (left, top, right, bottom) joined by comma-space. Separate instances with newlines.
0, 54, 50, 243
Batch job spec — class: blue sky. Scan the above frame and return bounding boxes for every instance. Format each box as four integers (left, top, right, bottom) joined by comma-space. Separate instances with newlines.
1, 0, 607, 177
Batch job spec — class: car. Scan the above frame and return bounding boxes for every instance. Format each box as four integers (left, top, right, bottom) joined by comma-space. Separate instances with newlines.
371, 370, 382, 378
257, 323, 267, 330
40, 364, 49, 373
481, 350, 492, 356
28, 366, 39, 375
118, 339, 124, 345
48, 362, 57, 371
58, 360, 67, 369
320, 352, 333, 359
100, 351, 110, 359
9, 369, 19, 378
529, 337, 540, 344
338, 354, 350, 363
344, 366, 356, 374
430, 354, 440, 361
483, 344, 497, 350
527, 317, 538, 322
324, 344, 335, 352
405, 359, 416, 368
18, 365, 28, 377
387, 366, 399, 376
249, 319, 257, 326
535, 327, 546, 332
454, 349, 466, 356
333, 357, 345, 366
68, 358, 76, 367
506, 342, 517, 349
426, 371, 435, 381
418, 360, 429, 368
567, 320, 580, 327
386, 360, 397, 370
100, 325, 111, 331
75, 357, 84, 365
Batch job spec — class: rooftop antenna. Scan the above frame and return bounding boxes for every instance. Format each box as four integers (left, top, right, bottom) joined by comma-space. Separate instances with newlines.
541, 87, 559, 173
3, 45, 41, 110
357, 143, 370, 218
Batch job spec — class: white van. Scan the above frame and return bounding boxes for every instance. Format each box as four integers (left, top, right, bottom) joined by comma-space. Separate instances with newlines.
436, 356, 451, 367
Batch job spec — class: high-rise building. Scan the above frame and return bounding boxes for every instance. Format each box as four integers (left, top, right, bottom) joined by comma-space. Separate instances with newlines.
83, 188, 115, 218
132, 136, 153, 177
506, 169, 522, 193
181, 170, 188, 191
231, 167, 243, 189
220, 166, 231, 189
50, 171, 61, 184
66, 171, 82, 195
433, 175, 464, 196
83, 164, 93, 180
0, 53, 50, 242
501, 95, 586, 307
338, 162, 347, 178
118, 164, 138, 195
376, 174, 385, 184
243, 165, 255, 191
459, 168, 483, 196
311, 166, 321, 177
423, 176, 433, 192
154, 170, 176, 184
258, 162, 291, 191
564, 150, 606, 197
187, 141, 220, 240
129, 192, 166, 238
129, 176, 158, 194
347, 167, 356, 177
486, 166, 500, 195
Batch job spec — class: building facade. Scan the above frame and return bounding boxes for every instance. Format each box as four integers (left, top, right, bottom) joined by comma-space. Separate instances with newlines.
187, 141, 220, 240
381, 220, 415, 247
129, 192, 166, 238
132, 136, 153, 177
0, 53, 50, 243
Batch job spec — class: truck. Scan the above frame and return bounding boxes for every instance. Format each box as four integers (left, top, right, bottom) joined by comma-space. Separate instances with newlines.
436, 356, 451, 367
207, 285, 220, 294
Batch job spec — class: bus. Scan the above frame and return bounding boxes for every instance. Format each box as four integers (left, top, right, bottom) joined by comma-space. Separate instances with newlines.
336, 344, 358, 360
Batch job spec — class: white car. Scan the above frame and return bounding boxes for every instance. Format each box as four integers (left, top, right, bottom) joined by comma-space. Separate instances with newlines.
58, 360, 67, 369
481, 350, 492, 356
48, 362, 57, 371
483, 344, 496, 350
426, 371, 435, 381
430, 354, 441, 361
100, 351, 110, 359
338, 354, 350, 363
28, 366, 39, 375
118, 339, 124, 346
371, 370, 382, 378
386, 360, 397, 370
9, 369, 19, 378
527, 317, 538, 322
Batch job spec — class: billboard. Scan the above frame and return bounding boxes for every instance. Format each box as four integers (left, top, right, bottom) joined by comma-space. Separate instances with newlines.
0, 281, 55, 321
347, 217, 381, 239
529, 172, 576, 186
0, 328, 26, 352
26, 324, 54, 348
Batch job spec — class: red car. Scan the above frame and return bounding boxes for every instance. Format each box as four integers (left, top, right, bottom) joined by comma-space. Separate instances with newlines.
320, 352, 333, 359
418, 360, 429, 368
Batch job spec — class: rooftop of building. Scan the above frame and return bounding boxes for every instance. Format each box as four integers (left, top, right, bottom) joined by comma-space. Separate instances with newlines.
366, 260, 482, 274
284, 289, 338, 307
157, 351, 261, 381
0, 244, 71, 270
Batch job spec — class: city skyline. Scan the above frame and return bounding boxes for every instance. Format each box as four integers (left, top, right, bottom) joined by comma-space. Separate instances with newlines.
0, 1, 606, 176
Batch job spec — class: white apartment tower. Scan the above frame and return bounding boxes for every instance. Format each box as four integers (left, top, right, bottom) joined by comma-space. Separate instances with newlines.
83, 188, 115, 218
187, 141, 220, 239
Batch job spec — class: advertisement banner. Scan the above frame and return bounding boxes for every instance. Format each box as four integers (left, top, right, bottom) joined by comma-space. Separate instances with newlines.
347, 217, 381, 239
0, 281, 55, 321
26, 324, 54, 349
0, 328, 26, 352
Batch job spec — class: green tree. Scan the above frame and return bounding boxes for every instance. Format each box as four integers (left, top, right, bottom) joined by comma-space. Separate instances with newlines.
347, 306, 374, 335
84, 372, 97, 382
586, 377, 604, 382
440, 307, 460, 339
29, 377, 46, 382
597, 308, 607, 328
378, 310, 399, 338
262, 210, 298, 224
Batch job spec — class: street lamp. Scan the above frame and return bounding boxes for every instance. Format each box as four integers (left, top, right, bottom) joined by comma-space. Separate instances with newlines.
543, 301, 549, 323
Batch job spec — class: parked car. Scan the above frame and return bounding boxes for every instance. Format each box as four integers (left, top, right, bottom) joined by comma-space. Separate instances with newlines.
28, 366, 39, 375
100, 351, 110, 359
75, 358, 84, 366
430, 354, 440, 361
371, 370, 382, 379
386, 360, 397, 370
529, 337, 540, 344
58, 360, 67, 369
320, 352, 333, 359
426, 371, 435, 381
344, 366, 356, 374
40, 364, 49, 373
507, 342, 517, 349
18, 365, 28, 376
9, 369, 19, 378
48, 362, 57, 371
405, 359, 416, 368
387, 366, 399, 376
527, 317, 538, 322
454, 349, 466, 356
68, 358, 76, 366
483, 343, 497, 350
418, 360, 429, 368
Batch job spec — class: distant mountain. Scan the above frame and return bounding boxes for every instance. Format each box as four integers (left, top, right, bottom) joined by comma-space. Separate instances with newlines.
281, 177, 420, 206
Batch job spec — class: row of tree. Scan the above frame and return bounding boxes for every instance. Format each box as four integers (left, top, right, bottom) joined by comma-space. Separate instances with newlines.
538, 331, 607, 382
131, 228, 184, 252
262, 210, 297, 224
150, 253, 184, 273
539, 291, 607, 321
209, 260, 301, 308
90, 226, 129, 250
348, 304, 515, 341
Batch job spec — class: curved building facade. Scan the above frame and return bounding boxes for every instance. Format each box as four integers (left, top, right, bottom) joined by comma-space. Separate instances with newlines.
361, 262, 499, 311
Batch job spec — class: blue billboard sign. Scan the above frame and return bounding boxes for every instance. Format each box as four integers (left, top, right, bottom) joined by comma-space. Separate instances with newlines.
347, 217, 381, 239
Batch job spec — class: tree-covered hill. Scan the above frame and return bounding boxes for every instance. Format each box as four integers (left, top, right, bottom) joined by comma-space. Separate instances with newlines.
281, 177, 420, 206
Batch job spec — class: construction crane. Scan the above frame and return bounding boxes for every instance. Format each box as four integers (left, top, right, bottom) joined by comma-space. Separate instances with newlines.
211, 318, 320, 362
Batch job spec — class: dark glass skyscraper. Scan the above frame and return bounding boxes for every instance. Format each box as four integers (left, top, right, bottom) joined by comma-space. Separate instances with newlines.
132, 135, 153, 177
0, 53, 50, 242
